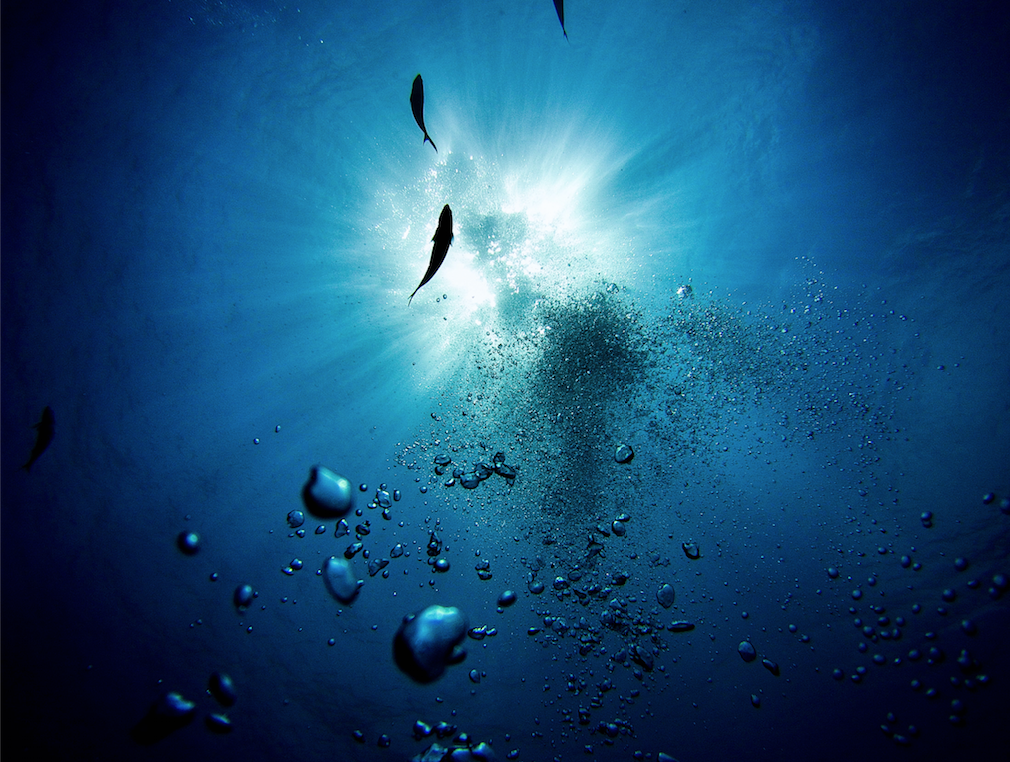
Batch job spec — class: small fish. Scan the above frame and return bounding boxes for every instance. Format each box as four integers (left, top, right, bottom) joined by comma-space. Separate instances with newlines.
410, 74, 437, 153
409, 204, 453, 305
553, 0, 568, 40
22, 405, 54, 471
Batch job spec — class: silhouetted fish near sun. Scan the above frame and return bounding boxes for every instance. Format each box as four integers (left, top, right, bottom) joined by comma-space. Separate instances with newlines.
410, 74, 437, 153
554, 0, 568, 40
22, 405, 54, 471
409, 204, 453, 305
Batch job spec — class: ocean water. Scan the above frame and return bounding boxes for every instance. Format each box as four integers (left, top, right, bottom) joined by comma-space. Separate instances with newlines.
2, 1, 1009, 760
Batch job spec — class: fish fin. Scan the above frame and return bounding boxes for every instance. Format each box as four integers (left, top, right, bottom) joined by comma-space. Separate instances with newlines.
21, 461, 31, 472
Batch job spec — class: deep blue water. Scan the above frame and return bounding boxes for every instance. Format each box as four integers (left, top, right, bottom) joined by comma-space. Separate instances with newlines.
3, 1, 1010, 760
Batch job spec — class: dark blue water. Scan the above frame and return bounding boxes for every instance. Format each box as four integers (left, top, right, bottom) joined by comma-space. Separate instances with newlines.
3, 1, 1009, 760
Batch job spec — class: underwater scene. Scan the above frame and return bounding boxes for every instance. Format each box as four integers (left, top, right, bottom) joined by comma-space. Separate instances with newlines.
2, 1, 1009, 760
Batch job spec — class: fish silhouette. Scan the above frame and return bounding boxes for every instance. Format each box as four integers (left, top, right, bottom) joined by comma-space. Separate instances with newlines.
554, 0, 568, 40
409, 205, 453, 304
22, 405, 54, 471
410, 74, 437, 153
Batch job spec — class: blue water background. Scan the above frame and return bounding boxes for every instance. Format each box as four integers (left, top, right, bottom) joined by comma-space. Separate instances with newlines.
3, 1, 1009, 760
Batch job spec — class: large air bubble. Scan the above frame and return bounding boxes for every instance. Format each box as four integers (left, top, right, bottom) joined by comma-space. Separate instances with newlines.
302, 465, 354, 517
322, 556, 362, 604
393, 605, 468, 683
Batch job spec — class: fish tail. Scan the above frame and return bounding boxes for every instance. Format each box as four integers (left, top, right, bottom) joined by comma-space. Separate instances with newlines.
21, 461, 31, 472
425, 133, 438, 153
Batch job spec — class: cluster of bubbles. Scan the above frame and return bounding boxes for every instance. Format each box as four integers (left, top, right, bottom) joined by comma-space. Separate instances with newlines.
433, 451, 518, 490
401, 266, 911, 547
823, 527, 1007, 748
165, 258, 1007, 759
167, 438, 1009, 759
382, 263, 1009, 755
130, 671, 237, 743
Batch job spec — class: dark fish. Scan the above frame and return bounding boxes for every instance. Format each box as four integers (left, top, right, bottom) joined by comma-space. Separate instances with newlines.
410, 74, 437, 153
553, 0, 568, 40
409, 204, 453, 305
22, 405, 54, 471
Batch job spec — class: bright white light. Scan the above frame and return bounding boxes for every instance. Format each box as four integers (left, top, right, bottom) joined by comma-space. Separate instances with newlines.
374, 131, 634, 319
437, 245, 496, 317
500, 168, 591, 235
